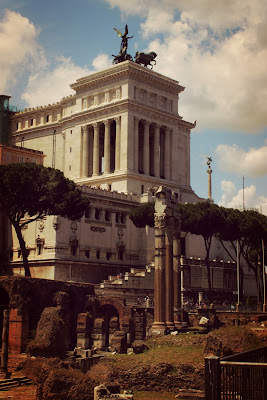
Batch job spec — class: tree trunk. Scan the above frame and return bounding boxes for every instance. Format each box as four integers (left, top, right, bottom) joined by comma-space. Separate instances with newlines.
13, 221, 31, 277
204, 237, 213, 301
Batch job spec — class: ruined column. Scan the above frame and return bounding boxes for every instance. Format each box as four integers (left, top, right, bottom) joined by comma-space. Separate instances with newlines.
104, 120, 111, 174
151, 214, 167, 335
0, 309, 9, 378
173, 219, 182, 325
93, 123, 100, 176
165, 216, 175, 330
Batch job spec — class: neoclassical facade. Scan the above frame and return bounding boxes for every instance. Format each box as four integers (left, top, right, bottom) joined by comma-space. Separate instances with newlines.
11, 61, 250, 289
11, 61, 196, 200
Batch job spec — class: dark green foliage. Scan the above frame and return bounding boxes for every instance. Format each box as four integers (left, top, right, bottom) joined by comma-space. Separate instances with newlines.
0, 163, 89, 276
129, 202, 155, 228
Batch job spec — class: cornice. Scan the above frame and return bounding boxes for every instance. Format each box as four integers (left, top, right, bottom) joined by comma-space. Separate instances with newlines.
70, 61, 185, 96
59, 99, 195, 131
12, 99, 195, 138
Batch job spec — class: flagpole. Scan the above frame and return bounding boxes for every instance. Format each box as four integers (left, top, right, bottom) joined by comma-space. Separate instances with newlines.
236, 240, 240, 311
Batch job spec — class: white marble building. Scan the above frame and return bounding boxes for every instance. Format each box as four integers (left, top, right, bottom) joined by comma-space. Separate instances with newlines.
11, 61, 196, 199
9, 61, 256, 296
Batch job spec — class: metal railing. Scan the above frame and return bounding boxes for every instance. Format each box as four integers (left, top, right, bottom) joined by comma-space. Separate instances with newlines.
205, 346, 267, 399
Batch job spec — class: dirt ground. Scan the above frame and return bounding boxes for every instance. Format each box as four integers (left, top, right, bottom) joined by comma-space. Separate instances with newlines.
1, 324, 267, 400
0, 354, 37, 400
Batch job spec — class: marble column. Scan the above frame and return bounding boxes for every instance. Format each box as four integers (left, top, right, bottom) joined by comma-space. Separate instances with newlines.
144, 120, 150, 175
151, 214, 167, 334
207, 165, 213, 200
173, 220, 182, 325
115, 117, 121, 171
134, 117, 139, 172
154, 124, 160, 178
82, 125, 89, 178
93, 123, 100, 176
165, 216, 175, 330
104, 120, 111, 174
165, 127, 171, 180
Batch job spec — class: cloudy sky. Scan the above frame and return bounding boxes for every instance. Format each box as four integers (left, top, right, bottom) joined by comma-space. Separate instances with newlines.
1, 0, 267, 209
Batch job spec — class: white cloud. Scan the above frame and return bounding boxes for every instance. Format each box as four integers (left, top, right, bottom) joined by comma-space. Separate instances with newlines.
215, 144, 267, 178
0, 9, 46, 93
21, 57, 91, 107
104, 0, 267, 133
21, 53, 114, 107
219, 180, 267, 209
92, 54, 112, 71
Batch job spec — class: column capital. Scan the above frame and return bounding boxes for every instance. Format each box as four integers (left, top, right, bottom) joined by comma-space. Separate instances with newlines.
82, 125, 89, 133
92, 122, 100, 129
154, 213, 167, 230
114, 116, 121, 125
103, 119, 111, 127
142, 119, 151, 127
153, 122, 160, 129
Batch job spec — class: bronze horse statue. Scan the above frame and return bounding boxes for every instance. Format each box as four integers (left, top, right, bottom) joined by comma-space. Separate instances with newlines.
134, 52, 157, 69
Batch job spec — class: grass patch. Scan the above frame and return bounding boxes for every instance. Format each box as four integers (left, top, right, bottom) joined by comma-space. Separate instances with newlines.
104, 333, 205, 368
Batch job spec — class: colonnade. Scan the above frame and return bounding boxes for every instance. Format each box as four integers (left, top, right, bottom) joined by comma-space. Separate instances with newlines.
81, 118, 120, 178
80, 116, 173, 181
151, 186, 182, 335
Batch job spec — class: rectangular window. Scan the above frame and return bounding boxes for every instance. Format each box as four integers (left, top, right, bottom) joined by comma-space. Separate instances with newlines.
69, 165, 71, 171
70, 147, 72, 153
46, 115, 49, 123
30, 119, 33, 126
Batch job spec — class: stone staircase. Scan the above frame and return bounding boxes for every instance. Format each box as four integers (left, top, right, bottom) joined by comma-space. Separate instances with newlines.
0, 376, 32, 391
99, 264, 154, 291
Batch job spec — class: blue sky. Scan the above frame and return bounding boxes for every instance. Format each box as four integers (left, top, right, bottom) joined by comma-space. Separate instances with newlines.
1, 0, 267, 210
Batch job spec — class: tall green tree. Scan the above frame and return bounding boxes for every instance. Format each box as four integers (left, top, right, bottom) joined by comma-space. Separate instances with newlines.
0, 163, 89, 277
177, 201, 224, 298
217, 208, 267, 301
130, 200, 224, 298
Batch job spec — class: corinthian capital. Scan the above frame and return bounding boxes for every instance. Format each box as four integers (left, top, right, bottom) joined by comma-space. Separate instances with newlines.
154, 213, 166, 230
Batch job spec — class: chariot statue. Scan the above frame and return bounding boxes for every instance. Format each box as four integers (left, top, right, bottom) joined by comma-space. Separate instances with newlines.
112, 24, 133, 63
112, 25, 157, 69
135, 51, 157, 69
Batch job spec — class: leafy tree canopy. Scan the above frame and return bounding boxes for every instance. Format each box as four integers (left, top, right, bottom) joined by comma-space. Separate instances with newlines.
0, 163, 89, 276
129, 202, 154, 228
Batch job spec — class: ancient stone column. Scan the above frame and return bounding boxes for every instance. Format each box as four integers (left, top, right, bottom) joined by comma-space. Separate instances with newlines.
151, 214, 167, 334
165, 216, 175, 329
0, 309, 9, 377
165, 127, 171, 180
173, 219, 182, 325
93, 123, 100, 176
82, 126, 89, 177
134, 117, 139, 172
104, 120, 111, 174
143, 120, 150, 176
154, 124, 160, 178
207, 165, 213, 200
115, 117, 121, 171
